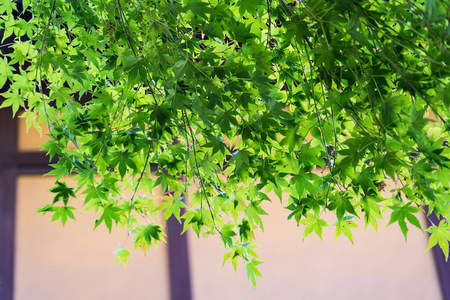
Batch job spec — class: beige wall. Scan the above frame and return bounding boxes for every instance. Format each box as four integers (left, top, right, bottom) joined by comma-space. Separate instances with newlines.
14, 176, 170, 300
188, 191, 442, 300
16, 116, 171, 300
17, 116, 48, 152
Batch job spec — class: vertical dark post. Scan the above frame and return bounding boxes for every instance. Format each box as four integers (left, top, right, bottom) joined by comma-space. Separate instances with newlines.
427, 210, 450, 300
0, 108, 18, 300
166, 192, 192, 300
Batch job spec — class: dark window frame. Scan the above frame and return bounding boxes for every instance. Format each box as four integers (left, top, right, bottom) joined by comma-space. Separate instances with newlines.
0, 107, 192, 300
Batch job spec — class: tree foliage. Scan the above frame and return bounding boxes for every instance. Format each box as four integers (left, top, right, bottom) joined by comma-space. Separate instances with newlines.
2, 0, 450, 284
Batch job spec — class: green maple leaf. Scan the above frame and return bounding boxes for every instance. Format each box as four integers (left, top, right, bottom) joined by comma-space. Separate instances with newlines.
221, 223, 237, 247
133, 224, 166, 251
387, 202, 423, 241
51, 206, 76, 226
50, 181, 76, 206
327, 194, 358, 221
238, 0, 266, 16
299, 213, 329, 241
94, 204, 121, 232
114, 244, 131, 267
426, 220, 450, 261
